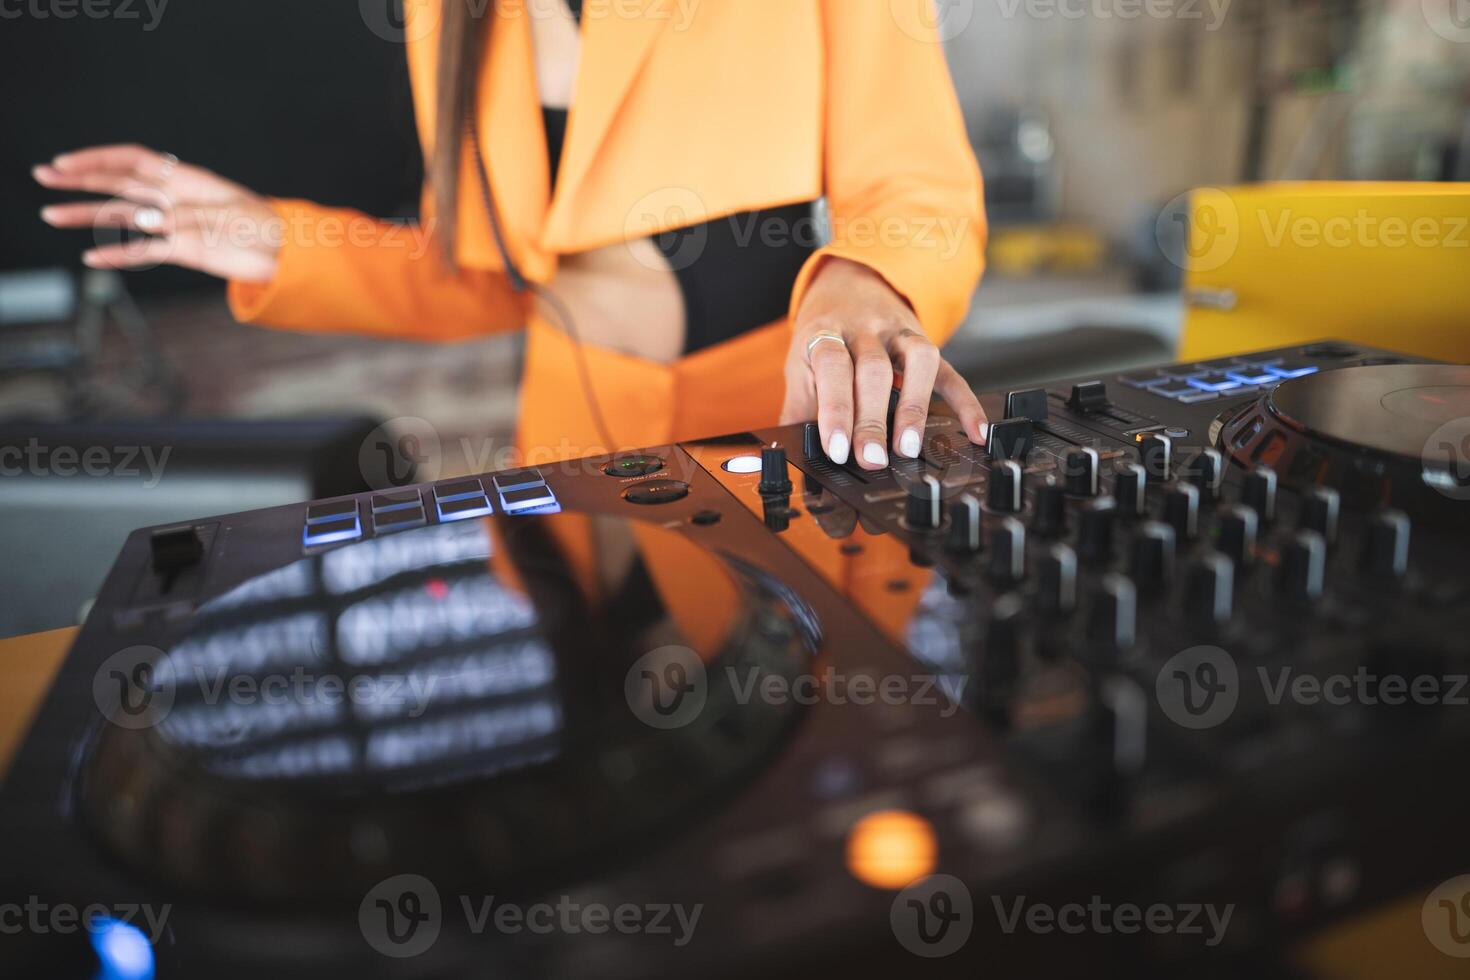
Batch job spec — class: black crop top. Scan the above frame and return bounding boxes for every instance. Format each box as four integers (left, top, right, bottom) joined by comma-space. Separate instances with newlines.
545, 2, 818, 355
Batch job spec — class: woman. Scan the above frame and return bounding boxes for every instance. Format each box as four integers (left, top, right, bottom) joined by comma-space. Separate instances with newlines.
35, 0, 988, 470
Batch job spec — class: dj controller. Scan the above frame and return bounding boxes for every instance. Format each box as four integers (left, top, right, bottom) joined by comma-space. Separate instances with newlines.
5, 340, 1470, 978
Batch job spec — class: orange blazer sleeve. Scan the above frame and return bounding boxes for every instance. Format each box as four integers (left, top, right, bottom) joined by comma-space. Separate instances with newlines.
789, 0, 986, 348
226, 198, 527, 341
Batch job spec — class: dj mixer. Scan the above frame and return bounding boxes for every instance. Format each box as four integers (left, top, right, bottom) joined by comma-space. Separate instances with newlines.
5, 340, 1470, 978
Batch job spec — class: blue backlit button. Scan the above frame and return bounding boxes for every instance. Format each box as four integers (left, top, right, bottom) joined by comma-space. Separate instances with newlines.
372, 489, 421, 513
434, 479, 486, 502
1150, 382, 1201, 399
306, 498, 358, 524
1224, 368, 1279, 386
493, 468, 546, 494
1118, 370, 1170, 389
1233, 355, 1283, 368
303, 514, 362, 547
374, 506, 427, 532
437, 494, 494, 522
1177, 390, 1220, 404
1266, 360, 1319, 379
1186, 373, 1244, 393
499, 484, 559, 514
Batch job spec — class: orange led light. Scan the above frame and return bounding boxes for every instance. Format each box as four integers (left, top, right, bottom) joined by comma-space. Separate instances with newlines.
845, 809, 938, 890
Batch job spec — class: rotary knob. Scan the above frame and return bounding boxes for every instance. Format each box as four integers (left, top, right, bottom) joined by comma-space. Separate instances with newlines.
1163, 483, 1201, 542
1139, 433, 1172, 483
946, 493, 983, 555
1131, 521, 1176, 592
1033, 476, 1067, 538
1281, 530, 1327, 603
1361, 508, 1411, 581
1037, 543, 1079, 615
1078, 497, 1118, 569
1113, 462, 1147, 520
987, 459, 1024, 513
1242, 464, 1278, 524
1185, 551, 1235, 626
759, 443, 793, 496
1187, 448, 1225, 502
905, 473, 944, 530
1064, 447, 1101, 497
1299, 485, 1341, 545
989, 516, 1026, 586
1216, 504, 1258, 568
1087, 572, 1138, 655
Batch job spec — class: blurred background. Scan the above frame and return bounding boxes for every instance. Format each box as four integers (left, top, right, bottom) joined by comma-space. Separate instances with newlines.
1, 0, 1467, 635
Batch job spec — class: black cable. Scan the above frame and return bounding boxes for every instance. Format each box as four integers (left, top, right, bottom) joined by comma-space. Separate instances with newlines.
466, 107, 620, 455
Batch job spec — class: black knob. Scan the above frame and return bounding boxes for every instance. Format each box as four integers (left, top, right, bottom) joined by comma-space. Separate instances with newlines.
1185, 551, 1235, 626
1299, 485, 1341, 545
1216, 504, 1258, 567
1078, 497, 1118, 568
905, 473, 943, 530
1362, 508, 1411, 580
1139, 433, 1172, 483
1281, 530, 1327, 602
1187, 448, 1225, 502
987, 459, 1024, 513
1242, 465, 1278, 523
802, 422, 822, 460
1004, 387, 1049, 422
763, 496, 793, 532
1087, 572, 1138, 655
1113, 462, 1148, 520
980, 594, 1024, 695
1163, 482, 1201, 542
1068, 381, 1110, 413
1037, 543, 1079, 615
946, 493, 983, 554
987, 418, 1034, 462
989, 516, 1026, 585
1033, 477, 1067, 538
1097, 676, 1149, 778
1064, 447, 1101, 497
759, 443, 793, 496
1131, 521, 1176, 592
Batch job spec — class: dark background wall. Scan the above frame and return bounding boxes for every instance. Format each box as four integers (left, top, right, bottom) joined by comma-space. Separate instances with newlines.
0, 0, 424, 294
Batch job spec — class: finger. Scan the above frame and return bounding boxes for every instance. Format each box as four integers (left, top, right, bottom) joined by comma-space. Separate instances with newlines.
850, 334, 894, 469
50, 144, 177, 183
41, 199, 175, 235
935, 360, 989, 445
888, 331, 940, 458
82, 238, 183, 271
780, 359, 818, 426
33, 166, 167, 202
810, 339, 854, 464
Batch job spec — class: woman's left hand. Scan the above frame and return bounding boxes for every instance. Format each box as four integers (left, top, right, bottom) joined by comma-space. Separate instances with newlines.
781, 257, 988, 470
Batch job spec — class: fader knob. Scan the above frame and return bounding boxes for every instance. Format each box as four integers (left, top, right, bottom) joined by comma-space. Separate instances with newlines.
905, 474, 943, 530
987, 459, 1024, 514
1131, 521, 1176, 592
1299, 486, 1341, 545
1139, 433, 1172, 483
1064, 447, 1101, 497
1242, 465, 1278, 524
946, 493, 983, 555
1033, 477, 1067, 538
1037, 543, 1079, 615
802, 422, 822, 461
1185, 552, 1235, 626
1216, 505, 1258, 568
1362, 508, 1411, 581
1163, 483, 1201, 542
1078, 498, 1118, 569
1113, 462, 1147, 520
1281, 530, 1327, 602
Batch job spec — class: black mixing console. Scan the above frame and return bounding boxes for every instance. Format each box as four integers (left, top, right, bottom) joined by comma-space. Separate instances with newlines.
5, 340, 1470, 979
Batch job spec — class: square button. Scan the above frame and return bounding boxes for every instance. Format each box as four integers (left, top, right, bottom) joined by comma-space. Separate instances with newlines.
374, 506, 427, 532
1224, 368, 1279, 386
1118, 370, 1169, 388
500, 485, 558, 513
1267, 361, 1319, 379
306, 499, 358, 524
1150, 382, 1201, 399
1233, 355, 1283, 368
492, 468, 546, 494
303, 514, 362, 547
437, 495, 494, 521
434, 480, 485, 502
1187, 373, 1244, 393
372, 490, 421, 512
1177, 390, 1222, 404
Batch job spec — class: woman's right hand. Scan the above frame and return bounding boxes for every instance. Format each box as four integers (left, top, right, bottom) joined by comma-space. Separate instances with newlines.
35, 144, 281, 283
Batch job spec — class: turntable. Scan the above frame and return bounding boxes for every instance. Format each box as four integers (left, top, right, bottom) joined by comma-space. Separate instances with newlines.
5, 341, 1470, 979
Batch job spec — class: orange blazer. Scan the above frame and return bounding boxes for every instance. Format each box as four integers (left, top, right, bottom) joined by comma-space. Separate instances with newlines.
228, 0, 985, 457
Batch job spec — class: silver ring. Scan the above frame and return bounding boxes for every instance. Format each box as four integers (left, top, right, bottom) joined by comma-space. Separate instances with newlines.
806, 332, 848, 359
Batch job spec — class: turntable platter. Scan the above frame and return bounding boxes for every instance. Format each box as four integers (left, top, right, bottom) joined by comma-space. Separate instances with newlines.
80, 513, 813, 903
1268, 364, 1470, 460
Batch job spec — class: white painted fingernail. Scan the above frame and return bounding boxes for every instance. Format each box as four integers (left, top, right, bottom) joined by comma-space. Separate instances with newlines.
978, 422, 991, 443
899, 428, 922, 459
828, 432, 850, 465
862, 442, 888, 467
134, 207, 164, 232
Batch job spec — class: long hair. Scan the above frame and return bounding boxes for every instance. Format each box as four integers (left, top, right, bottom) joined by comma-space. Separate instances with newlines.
431, 0, 493, 264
